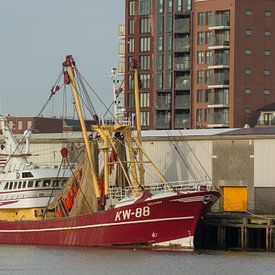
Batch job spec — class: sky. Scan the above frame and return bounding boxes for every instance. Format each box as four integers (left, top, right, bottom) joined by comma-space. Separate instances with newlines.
0, 0, 124, 118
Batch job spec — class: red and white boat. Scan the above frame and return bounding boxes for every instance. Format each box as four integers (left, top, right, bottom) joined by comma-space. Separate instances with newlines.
0, 56, 220, 250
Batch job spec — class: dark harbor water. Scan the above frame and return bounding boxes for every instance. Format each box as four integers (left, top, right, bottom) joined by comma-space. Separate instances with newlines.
1, 245, 275, 275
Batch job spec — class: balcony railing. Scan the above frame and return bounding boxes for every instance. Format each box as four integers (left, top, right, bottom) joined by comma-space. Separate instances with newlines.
156, 115, 171, 129
118, 43, 125, 56
209, 54, 229, 66
208, 92, 229, 106
118, 24, 125, 38
209, 35, 230, 47
156, 98, 172, 110
175, 115, 190, 128
208, 72, 229, 86
175, 95, 190, 109
174, 58, 190, 71
208, 111, 229, 125
175, 76, 190, 90
174, 18, 190, 33
174, 38, 190, 52
209, 14, 230, 28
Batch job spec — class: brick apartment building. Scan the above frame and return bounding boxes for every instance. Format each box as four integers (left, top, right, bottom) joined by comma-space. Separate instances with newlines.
122, 0, 275, 129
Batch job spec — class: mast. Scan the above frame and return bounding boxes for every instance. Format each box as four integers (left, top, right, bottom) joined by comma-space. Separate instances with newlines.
63, 55, 100, 199
131, 60, 144, 187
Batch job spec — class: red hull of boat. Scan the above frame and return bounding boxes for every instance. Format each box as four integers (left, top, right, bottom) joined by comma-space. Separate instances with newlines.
0, 191, 220, 250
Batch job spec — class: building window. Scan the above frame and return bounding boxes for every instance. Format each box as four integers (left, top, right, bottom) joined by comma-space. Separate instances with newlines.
157, 16, 163, 33
27, 121, 32, 129
197, 12, 204, 26
157, 0, 163, 13
174, 0, 182, 13
197, 51, 204, 64
140, 55, 150, 70
206, 11, 212, 25
205, 50, 212, 64
264, 89, 270, 95
264, 30, 271, 37
196, 109, 203, 122
264, 50, 271, 56
205, 31, 212, 45
197, 70, 203, 84
245, 69, 252, 75
128, 75, 134, 90
245, 49, 252, 55
166, 15, 172, 32
245, 10, 252, 16
265, 11, 272, 17
205, 89, 211, 103
139, 74, 150, 89
197, 32, 204, 45
244, 88, 252, 95
166, 34, 172, 51
18, 121, 23, 130
139, 0, 151, 15
140, 18, 151, 33
129, 1, 135, 16
264, 69, 270, 76
166, 0, 172, 13
157, 36, 163, 52
140, 93, 150, 107
156, 54, 163, 70
245, 107, 251, 114
140, 112, 150, 126
128, 20, 134, 35
128, 38, 134, 53
165, 72, 172, 89
156, 73, 163, 89
197, 90, 204, 103
205, 70, 211, 84
140, 37, 150, 51
127, 93, 133, 108
245, 29, 252, 36
166, 54, 172, 70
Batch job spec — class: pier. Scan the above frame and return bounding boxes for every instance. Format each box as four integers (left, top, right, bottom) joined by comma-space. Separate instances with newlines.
195, 212, 275, 251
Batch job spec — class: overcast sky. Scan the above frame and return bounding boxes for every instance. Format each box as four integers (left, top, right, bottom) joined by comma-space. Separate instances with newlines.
0, 0, 124, 118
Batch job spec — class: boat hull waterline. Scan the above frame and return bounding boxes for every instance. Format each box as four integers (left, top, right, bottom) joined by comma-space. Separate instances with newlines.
0, 190, 219, 250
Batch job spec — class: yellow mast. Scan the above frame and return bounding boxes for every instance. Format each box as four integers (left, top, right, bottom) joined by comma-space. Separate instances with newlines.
64, 56, 100, 198
133, 65, 144, 187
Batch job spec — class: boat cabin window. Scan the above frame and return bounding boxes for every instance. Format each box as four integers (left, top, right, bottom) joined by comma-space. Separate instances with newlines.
23, 181, 27, 188
18, 182, 22, 189
4, 182, 8, 190
35, 180, 41, 188
43, 180, 51, 187
9, 182, 13, 190
13, 182, 17, 189
53, 180, 60, 187
27, 181, 34, 188
22, 172, 34, 178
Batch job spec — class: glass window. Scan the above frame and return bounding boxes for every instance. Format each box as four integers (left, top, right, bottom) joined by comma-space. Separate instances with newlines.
4, 182, 8, 190
205, 89, 211, 103
245, 10, 252, 16
205, 70, 211, 84
35, 180, 41, 188
245, 29, 252, 36
206, 11, 212, 25
127, 93, 134, 107
13, 182, 17, 189
197, 90, 204, 103
264, 30, 271, 37
128, 75, 134, 89
245, 69, 252, 75
157, 16, 163, 33
166, 0, 172, 13
139, 0, 151, 15
205, 50, 212, 64
166, 15, 172, 32
174, 0, 182, 13
156, 54, 163, 70
197, 32, 204, 45
157, 0, 164, 13
196, 109, 203, 122
165, 72, 172, 89
128, 20, 134, 35
140, 55, 150, 70
18, 121, 23, 130
140, 37, 150, 51
166, 54, 172, 70
140, 18, 151, 33
128, 38, 134, 53
140, 112, 150, 126
156, 73, 163, 89
265, 11, 272, 17
205, 31, 212, 45
185, 0, 191, 12
245, 107, 251, 114
264, 50, 271, 56
166, 34, 172, 51
264, 69, 270, 76
18, 182, 22, 188
264, 89, 270, 95
244, 88, 252, 95
9, 182, 13, 190
43, 180, 51, 187
157, 36, 163, 52
27, 181, 34, 188
140, 93, 150, 107
197, 12, 204, 26
197, 51, 204, 64
139, 74, 150, 89
197, 70, 203, 83
129, 1, 135, 16
245, 49, 252, 55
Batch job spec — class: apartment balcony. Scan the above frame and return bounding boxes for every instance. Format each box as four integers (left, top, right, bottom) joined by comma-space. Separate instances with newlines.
208, 35, 230, 50
174, 38, 190, 52
118, 62, 125, 75
207, 110, 229, 128
174, 57, 190, 71
175, 94, 190, 109
175, 76, 190, 91
175, 114, 190, 129
207, 92, 229, 108
174, 18, 190, 33
156, 98, 172, 110
118, 24, 125, 39
118, 42, 125, 57
208, 72, 229, 88
156, 115, 171, 129
208, 53, 230, 69
209, 14, 230, 30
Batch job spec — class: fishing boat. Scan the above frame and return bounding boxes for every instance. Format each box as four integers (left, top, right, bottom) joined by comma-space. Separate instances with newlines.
0, 55, 220, 250
0, 116, 69, 221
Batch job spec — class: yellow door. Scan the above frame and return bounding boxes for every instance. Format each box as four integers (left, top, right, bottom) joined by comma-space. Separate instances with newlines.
223, 186, 247, 212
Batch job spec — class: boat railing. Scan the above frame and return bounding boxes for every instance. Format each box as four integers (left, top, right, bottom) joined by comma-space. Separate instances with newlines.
109, 180, 213, 201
